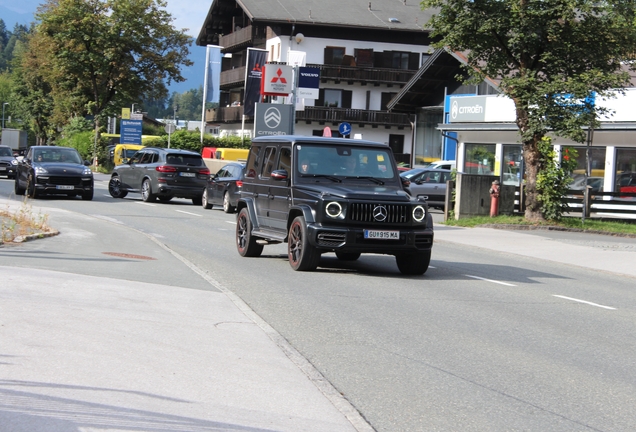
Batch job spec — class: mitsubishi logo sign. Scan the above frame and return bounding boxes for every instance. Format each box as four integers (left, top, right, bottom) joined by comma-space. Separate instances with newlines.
264, 107, 282, 128
261, 64, 293, 96
270, 68, 287, 84
373, 205, 388, 222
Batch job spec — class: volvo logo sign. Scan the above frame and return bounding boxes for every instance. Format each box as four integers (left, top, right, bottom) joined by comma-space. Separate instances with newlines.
264, 107, 282, 129
373, 205, 388, 222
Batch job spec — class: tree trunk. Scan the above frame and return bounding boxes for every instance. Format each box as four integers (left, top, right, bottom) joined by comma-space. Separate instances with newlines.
515, 106, 545, 222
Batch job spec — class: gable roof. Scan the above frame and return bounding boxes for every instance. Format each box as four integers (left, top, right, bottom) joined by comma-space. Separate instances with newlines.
197, 0, 437, 45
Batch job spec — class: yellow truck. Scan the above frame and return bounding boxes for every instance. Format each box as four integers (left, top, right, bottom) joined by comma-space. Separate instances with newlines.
112, 144, 145, 166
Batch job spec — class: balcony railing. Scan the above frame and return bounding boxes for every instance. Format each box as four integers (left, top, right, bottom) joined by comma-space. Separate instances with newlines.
307, 63, 417, 85
219, 26, 253, 51
206, 106, 243, 123
220, 66, 246, 88
296, 106, 411, 127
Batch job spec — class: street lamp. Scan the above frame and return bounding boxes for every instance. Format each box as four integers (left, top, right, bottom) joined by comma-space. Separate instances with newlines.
2, 102, 8, 129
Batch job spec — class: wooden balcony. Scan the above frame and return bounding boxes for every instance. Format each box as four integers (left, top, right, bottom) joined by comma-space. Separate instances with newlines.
219, 26, 253, 51
309, 63, 417, 85
296, 106, 411, 127
206, 106, 243, 123
220, 66, 246, 88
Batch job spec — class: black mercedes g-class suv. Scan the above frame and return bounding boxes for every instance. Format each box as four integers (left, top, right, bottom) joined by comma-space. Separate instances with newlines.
235, 136, 434, 275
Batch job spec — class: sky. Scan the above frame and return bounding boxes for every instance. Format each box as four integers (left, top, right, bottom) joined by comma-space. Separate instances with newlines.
0, 0, 211, 94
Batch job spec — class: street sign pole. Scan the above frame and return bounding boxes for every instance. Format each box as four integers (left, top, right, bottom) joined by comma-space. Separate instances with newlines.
291, 65, 298, 134
165, 121, 176, 148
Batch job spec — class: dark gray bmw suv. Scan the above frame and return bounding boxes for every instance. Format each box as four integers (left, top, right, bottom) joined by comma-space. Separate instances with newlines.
108, 147, 209, 204
235, 136, 434, 275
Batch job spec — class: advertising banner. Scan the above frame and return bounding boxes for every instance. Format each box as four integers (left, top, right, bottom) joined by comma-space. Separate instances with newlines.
243, 48, 268, 116
120, 119, 142, 144
254, 103, 294, 137
298, 67, 320, 99
205, 45, 223, 105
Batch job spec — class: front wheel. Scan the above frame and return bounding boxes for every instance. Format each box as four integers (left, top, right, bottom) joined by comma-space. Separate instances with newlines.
223, 191, 235, 213
141, 179, 155, 202
395, 250, 431, 275
26, 173, 38, 199
288, 216, 320, 271
236, 208, 263, 257
108, 177, 128, 198
82, 188, 94, 201
14, 176, 25, 195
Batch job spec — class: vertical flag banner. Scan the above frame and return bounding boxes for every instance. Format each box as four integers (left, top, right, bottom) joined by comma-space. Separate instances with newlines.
243, 48, 268, 116
205, 45, 222, 105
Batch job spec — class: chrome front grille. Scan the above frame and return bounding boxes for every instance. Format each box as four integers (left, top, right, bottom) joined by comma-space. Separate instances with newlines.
349, 203, 409, 224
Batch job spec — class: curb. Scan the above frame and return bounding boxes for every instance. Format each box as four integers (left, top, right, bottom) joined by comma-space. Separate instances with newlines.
7, 229, 60, 244
478, 223, 636, 238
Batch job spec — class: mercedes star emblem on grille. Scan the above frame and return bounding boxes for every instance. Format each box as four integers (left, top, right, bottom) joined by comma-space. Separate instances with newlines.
373, 205, 387, 222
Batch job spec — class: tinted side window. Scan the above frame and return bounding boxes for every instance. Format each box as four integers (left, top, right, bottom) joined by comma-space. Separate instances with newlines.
245, 146, 261, 178
278, 147, 292, 172
139, 152, 153, 164
261, 147, 277, 178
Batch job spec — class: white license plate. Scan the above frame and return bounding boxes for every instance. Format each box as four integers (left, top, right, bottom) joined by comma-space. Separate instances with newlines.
56, 185, 74, 190
364, 230, 399, 240
0, 167, 6, 171
180, 172, 196, 177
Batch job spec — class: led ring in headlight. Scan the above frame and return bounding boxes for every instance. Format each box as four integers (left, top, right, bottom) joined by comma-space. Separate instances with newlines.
325, 201, 343, 218
412, 205, 426, 222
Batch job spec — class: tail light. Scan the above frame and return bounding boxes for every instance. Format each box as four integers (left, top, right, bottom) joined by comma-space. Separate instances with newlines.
156, 165, 177, 173
236, 180, 243, 187
199, 168, 211, 175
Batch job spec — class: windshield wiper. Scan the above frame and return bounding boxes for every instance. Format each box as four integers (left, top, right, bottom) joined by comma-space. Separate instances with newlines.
344, 176, 385, 185
301, 174, 342, 183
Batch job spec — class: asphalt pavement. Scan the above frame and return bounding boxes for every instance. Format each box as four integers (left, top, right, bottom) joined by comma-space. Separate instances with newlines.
1, 194, 635, 432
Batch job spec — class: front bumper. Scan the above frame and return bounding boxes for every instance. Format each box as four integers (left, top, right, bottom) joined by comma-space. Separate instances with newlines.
307, 224, 434, 254
35, 175, 93, 194
0, 166, 16, 176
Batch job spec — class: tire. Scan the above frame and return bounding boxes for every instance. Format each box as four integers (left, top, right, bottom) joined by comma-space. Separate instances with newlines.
141, 179, 155, 202
192, 195, 203, 206
82, 188, 94, 201
395, 250, 431, 275
108, 177, 128, 198
26, 173, 38, 199
14, 176, 25, 195
223, 191, 235, 213
288, 216, 320, 271
202, 189, 213, 209
335, 251, 361, 261
158, 196, 173, 203
236, 208, 263, 257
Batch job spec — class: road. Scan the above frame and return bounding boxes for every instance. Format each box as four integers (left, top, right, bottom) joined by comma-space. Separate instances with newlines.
2, 174, 636, 431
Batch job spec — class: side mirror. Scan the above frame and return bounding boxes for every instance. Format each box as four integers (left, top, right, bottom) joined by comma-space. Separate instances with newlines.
271, 169, 288, 180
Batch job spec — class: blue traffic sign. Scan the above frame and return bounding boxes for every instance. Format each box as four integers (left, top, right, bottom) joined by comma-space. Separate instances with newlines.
339, 122, 351, 136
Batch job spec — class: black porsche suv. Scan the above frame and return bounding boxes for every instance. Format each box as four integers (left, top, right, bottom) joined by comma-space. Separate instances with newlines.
235, 136, 434, 275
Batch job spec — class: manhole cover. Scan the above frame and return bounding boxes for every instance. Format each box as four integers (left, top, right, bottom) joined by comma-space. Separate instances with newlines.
102, 252, 156, 260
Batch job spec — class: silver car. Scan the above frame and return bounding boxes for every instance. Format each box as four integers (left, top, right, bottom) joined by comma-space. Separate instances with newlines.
401, 168, 453, 210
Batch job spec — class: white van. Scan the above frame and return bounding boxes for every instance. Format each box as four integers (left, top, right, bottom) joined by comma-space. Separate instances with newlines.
426, 160, 456, 170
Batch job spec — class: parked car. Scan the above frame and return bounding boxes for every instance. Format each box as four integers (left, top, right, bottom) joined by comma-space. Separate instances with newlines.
203, 162, 245, 213
108, 147, 209, 204
0, 145, 18, 179
14, 146, 94, 200
235, 136, 434, 275
617, 172, 636, 200
400, 168, 454, 210
425, 160, 456, 170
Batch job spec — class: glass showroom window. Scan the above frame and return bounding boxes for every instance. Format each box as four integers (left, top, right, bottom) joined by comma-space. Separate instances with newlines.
616, 148, 636, 191
564, 146, 606, 192
464, 143, 495, 175
503, 144, 523, 186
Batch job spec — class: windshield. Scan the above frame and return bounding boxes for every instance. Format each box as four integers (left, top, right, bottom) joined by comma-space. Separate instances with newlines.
33, 148, 82, 164
296, 144, 396, 179
0, 147, 12, 157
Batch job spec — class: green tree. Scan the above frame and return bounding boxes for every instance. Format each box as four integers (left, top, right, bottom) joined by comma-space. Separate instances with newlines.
33, 0, 193, 157
420, 0, 636, 221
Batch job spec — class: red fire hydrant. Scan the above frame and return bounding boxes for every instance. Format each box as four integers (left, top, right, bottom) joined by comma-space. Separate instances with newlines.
489, 180, 500, 217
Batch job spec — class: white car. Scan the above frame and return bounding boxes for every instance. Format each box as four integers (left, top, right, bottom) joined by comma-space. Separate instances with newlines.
425, 160, 456, 170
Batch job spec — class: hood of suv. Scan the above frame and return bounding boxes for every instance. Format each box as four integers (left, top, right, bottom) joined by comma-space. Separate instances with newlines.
36, 162, 89, 176
297, 183, 411, 202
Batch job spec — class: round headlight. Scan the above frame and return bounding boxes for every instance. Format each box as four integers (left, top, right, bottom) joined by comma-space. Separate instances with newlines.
325, 201, 342, 218
412, 205, 426, 222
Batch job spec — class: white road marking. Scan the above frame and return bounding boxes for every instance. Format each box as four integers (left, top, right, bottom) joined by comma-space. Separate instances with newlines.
553, 295, 616, 310
135, 202, 156, 207
465, 275, 516, 287
226, 221, 237, 225
175, 210, 201, 217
